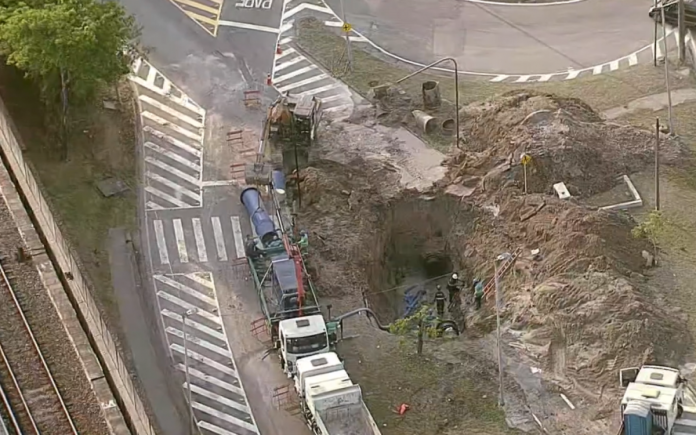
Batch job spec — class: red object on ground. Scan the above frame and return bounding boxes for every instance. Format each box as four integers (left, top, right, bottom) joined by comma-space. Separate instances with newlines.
397, 403, 410, 415
276, 45, 282, 55
266, 74, 272, 86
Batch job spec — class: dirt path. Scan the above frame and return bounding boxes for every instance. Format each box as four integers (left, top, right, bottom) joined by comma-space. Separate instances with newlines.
602, 88, 696, 120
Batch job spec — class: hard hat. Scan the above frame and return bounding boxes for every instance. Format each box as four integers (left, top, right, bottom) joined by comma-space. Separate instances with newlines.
473, 278, 480, 283
436, 284, 441, 290
452, 273, 458, 280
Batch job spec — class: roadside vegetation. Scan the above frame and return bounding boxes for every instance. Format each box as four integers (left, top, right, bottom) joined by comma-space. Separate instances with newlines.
0, 0, 140, 330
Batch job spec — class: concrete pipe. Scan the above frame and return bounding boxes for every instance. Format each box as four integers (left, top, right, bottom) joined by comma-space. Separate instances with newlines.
441, 118, 455, 135
413, 110, 437, 134
422, 81, 442, 109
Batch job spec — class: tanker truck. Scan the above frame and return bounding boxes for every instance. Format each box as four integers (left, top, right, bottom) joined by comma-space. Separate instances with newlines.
294, 352, 382, 435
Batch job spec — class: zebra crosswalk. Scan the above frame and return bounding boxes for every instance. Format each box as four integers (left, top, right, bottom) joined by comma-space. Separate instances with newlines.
154, 272, 259, 435
149, 215, 247, 267
130, 59, 206, 211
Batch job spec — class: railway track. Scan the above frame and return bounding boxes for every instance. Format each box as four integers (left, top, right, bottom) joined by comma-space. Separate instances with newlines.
0, 256, 78, 435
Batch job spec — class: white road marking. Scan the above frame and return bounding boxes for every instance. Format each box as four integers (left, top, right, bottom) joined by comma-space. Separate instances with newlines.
155, 274, 217, 306
565, 70, 581, 80
490, 75, 509, 82
593, 65, 603, 75
185, 272, 215, 289
192, 402, 258, 433
179, 366, 242, 394
188, 384, 249, 414
139, 95, 204, 128
158, 293, 221, 324
145, 157, 201, 186
316, 94, 346, 104
162, 309, 226, 341
324, 20, 341, 27
142, 111, 203, 143
168, 329, 231, 357
273, 65, 318, 84
284, 2, 332, 19
324, 103, 353, 114
146, 172, 202, 201
171, 344, 238, 378
537, 74, 553, 82
199, 421, 250, 435
145, 186, 190, 208
515, 75, 530, 83
275, 47, 296, 60
211, 217, 228, 262
192, 218, 208, 262
153, 220, 170, 265
144, 141, 202, 171
173, 219, 189, 263
279, 21, 293, 34
278, 37, 293, 45
628, 53, 639, 66
144, 126, 202, 156
298, 82, 342, 97
201, 180, 240, 187
609, 60, 619, 71
277, 74, 328, 93
132, 57, 142, 74
230, 216, 246, 259
274, 56, 307, 73
146, 201, 165, 210
218, 20, 279, 33
147, 67, 158, 86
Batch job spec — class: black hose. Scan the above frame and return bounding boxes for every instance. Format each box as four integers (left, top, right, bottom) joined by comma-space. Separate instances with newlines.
332, 307, 390, 331
436, 320, 460, 336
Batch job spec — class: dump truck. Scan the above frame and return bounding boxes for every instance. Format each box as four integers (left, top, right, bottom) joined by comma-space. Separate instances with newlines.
295, 352, 382, 435
618, 365, 696, 434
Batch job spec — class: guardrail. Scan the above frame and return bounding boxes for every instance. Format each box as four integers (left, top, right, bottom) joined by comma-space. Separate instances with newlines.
0, 96, 157, 435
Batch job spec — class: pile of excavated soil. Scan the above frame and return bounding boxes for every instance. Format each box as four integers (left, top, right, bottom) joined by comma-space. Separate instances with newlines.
452, 90, 686, 197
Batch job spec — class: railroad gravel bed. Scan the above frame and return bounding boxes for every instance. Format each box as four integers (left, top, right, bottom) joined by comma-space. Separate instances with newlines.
0, 194, 109, 435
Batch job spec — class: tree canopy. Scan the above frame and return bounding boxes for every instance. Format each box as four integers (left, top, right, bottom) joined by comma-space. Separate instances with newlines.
0, 0, 139, 102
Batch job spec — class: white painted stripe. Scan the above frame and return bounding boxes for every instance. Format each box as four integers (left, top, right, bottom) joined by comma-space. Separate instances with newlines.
145, 186, 190, 208
129, 75, 205, 116
138, 95, 204, 128
146, 201, 165, 210
490, 75, 509, 82
609, 60, 619, 71
155, 274, 217, 306
168, 329, 230, 357
275, 47, 296, 60
218, 20, 279, 33
146, 67, 158, 86
211, 217, 228, 262
593, 65, 603, 75
132, 57, 143, 74
277, 74, 329, 93
162, 309, 225, 341
144, 141, 202, 171
178, 365, 241, 395
628, 53, 639, 66
146, 172, 201, 201
273, 65, 318, 84
199, 421, 255, 435
279, 21, 293, 34
278, 37, 293, 45
189, 385, 249, 415
324, 103, 353, 114
298, 82, 342, 97
145, 157, 201, 186
284, 3, 332, 19
274, 55, 307, 73
153, 220, 170, 265
201, 180, 239, 187
515, 75, 530, 83
349, 35, 367, 42
173, 219, 189, 263
192, 218, 208, 262
320, 94, 350, 104
565, 70, 581, 80
142, 111, 203, 142
537, 74, 553, 82
324, 20, 342, 27
144, 126, 202, 156
192, 402, 258, 433
171, 344, 238, 378
162, 80, 172, 94
157, 293, 221, 324
230, 216, 246, 259
185, 272, 214, 290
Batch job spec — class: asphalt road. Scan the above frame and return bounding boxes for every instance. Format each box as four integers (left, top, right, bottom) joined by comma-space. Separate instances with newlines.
324, 0, 656, 74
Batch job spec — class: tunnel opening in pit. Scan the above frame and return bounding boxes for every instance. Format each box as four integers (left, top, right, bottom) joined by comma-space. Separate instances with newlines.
363, 194, 475, 323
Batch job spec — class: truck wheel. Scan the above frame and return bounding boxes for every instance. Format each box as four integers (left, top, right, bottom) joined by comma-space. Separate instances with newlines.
280, 357, 285, 370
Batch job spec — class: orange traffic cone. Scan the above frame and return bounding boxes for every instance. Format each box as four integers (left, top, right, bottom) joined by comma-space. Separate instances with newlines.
266, 74, 272, 86
397, 403, 410, 415
276, 45, 282, 55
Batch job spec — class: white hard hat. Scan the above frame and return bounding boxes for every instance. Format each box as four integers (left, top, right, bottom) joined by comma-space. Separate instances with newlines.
452, 273, 458, 280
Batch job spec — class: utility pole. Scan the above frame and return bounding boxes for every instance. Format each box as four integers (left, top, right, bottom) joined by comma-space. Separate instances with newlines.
679, 0, 687, 64
655, 118, 661, 211
339, 0, 353, 71
654, 0, 659, 66
661, 5, 675, 134
183, 308, 198, 435
493, 252, 512, 408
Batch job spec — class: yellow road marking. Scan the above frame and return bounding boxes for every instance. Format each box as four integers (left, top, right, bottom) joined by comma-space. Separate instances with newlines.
170, 0, 224, 37
177, 0, 220, 15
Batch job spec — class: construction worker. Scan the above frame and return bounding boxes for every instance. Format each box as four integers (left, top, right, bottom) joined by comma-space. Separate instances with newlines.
298, 230, 309, 255
433, 285, 446, 318
473, 279, 484, 310
447, 273, 462, 304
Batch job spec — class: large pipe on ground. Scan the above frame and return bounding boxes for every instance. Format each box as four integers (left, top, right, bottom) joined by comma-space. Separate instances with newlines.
240, 187, 276, 245
422, 81, 442, 109
413, 110, 437, 134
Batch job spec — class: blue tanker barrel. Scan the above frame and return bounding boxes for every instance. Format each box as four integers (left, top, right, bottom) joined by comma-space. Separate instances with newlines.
240, 187, 276, 245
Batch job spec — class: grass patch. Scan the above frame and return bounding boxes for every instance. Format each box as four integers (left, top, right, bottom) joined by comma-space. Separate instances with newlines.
296, 17, 696, 111
0, 64, 137, 328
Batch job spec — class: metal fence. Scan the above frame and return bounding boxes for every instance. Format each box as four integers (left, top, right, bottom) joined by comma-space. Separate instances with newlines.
0, 97, 156, 435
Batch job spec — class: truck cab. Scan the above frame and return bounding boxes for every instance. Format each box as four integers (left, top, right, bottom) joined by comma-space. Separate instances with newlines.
279, 315, 330, 377
620, 365, 686, 435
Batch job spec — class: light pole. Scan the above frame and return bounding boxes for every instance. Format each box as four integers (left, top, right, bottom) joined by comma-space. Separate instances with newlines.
494, 252, 512, 407
183, 308, 198, 434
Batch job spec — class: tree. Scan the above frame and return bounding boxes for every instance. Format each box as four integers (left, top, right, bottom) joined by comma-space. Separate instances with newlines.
632, 210, 666, 258
389, 306, 440, 355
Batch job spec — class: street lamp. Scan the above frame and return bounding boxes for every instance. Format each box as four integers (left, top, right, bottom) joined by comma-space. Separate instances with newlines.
494, 252, 512, 407
182, 308, 198, 434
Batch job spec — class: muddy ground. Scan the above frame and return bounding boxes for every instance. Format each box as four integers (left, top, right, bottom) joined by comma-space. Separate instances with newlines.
293, 90, 695, 434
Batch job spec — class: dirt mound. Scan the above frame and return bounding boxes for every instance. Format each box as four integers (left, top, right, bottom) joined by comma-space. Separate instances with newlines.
454, 91, 685, 197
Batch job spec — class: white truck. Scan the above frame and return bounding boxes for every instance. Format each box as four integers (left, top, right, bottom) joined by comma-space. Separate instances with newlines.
294, 352, 382, 435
